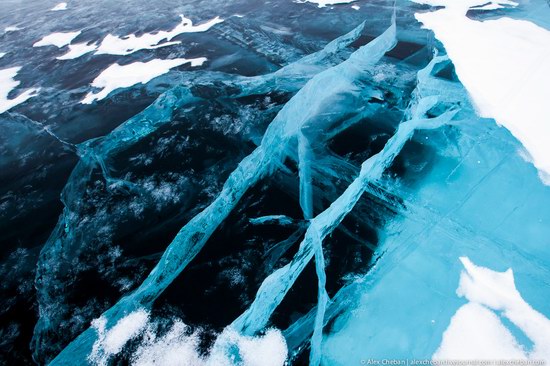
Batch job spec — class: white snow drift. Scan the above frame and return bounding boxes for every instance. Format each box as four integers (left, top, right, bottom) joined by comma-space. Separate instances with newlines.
51, 2, 68, 11
88, 309, 287, 366
95, 15, 224, 56
413, 0, 550, 184
81, 57, 207, 104
0, 67, 39, 114
33, 31, 81, 48
302, 0, 356, 7
434, 257, 550, 360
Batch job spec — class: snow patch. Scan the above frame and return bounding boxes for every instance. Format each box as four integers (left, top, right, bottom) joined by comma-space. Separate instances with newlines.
89, 309, 150, 366
57, 42, 98, 60
132, 323, 287, 366
95, 15, 223, 56
434, 302, 527, 359
81, 57, 206, 104
434, 257, 550, 360
88, 310, 287, 366
413, 0, 550, 184
302, 0, 356, 7
0, 67, 39, 114
51, 2, 68, 11
33, 31, 81, 48
4, 26, 22, 33
233, 329, 288, 366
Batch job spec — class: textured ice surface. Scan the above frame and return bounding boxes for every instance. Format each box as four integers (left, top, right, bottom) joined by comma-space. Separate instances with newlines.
322, 54, 550, 365
2, 0, 550, 365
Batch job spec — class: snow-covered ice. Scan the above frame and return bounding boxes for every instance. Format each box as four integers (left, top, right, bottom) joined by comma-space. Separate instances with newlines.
413, 0, 550, 184
4, 26, 22, 33
434, 257, 550, 360
50, 2, 68, 11
303, 0, 356, 7
33, 31, 81, 48
81, 57, 207, 104
0, 67, 39, 113
57, 42, 98, 60
94, 15, 223, 56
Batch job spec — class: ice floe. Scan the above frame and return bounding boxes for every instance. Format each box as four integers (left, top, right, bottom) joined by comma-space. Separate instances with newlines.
434, 257, 550, 360
95, 15, 223, 56
413, 0, 550, 184
81, 57, 207, 104
0, 67, 39, 114
51, 2, 68, 11
0, 52, 5, 59
33, 31, 81, 48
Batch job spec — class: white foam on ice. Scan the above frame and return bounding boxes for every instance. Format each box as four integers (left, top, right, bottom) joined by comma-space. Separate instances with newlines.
57, 42, 98, 60
434, 257, 550, 360
90, 309, 150, 366
302, 0, 356, 7
81, 57, 206, 104
95, 15, 223, 56
33, 31, 81, 48
51, 2, 68, 11
0, 67, 40, 114
132, 322, 287, 366
412, 0, 550, 184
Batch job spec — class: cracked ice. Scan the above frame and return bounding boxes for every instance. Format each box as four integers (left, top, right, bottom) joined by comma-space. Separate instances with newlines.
1, 0, 550, 365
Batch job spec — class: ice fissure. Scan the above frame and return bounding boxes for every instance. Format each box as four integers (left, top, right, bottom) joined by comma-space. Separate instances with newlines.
51, 13, 464, 364
3, 0, 550, 365
40, 18, 400, 365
